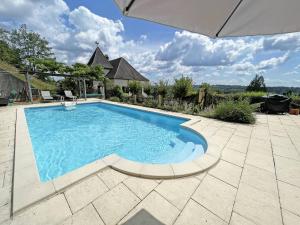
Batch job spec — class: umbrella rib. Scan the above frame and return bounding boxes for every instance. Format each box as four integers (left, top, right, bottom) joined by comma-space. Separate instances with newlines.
124, 0, 136, 14
216, 0, 244, 37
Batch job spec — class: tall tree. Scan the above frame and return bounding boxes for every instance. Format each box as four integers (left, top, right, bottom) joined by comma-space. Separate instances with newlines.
10, 24, 53, 66
0, 27, 19, 64
246, 74, 267, 92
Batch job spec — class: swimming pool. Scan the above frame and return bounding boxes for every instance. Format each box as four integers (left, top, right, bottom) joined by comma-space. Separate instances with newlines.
25, 103, 207, 181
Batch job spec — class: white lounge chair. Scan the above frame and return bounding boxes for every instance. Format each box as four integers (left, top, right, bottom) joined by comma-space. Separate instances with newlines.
64, 90, 77, 101
41, 91, 54, 101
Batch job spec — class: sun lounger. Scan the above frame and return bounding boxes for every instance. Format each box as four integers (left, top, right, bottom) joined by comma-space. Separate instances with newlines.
41, 91, 54, 102
64, 90, 77, 101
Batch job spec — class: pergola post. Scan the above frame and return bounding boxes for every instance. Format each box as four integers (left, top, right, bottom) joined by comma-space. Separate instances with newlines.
25, 70, 33, 103
83, 79, 87, 100
78, 80, 82, 98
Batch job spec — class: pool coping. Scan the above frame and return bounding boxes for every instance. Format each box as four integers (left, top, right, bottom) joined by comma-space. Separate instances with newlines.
13, 99, 221, 215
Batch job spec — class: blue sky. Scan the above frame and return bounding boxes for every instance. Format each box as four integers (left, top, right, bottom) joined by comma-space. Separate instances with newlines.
1, 0, 300, 87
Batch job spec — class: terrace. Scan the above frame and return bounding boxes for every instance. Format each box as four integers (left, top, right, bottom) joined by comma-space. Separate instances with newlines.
1, 99, 300, 225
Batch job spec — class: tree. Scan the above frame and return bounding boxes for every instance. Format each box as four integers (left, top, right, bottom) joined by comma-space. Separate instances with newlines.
128, 81, 142, 95
10, 24, 53, 66
173, 76, 194, 100
0, 28, 19, 64
246, 74, 267, 92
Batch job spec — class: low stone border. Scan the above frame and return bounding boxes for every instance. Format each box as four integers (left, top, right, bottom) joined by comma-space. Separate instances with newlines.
13, 99, 221, 214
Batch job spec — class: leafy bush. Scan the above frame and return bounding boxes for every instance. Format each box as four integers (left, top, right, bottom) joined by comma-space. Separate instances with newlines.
111, 85, 123, 99
213, 100, 256, 124
128, 81, 142, 95
108, 96, 120, 102
173, 76, 194, 100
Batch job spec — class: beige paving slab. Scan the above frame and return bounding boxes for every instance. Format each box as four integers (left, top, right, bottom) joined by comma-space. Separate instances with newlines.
93, 183, 140, 225
13, 181, 56, 213
271, 136, 294, 148
97, 168, 128, 189
282, 209, 300, 225
240, 164, 278, 196
0, 186, 10, 207
230, 212, 256, 225
120, 191, 179, 225
275, 156, 300, 187
11, 194, 71, 225
60, 204, 104, 225
174, 200, 227, 225
226, 135, 249, 153
0, 203, 11, 224
221, 147, 246, 167
155, 177, 200, 210
272, 144, 300, 161
245, 151, 275, 174
278, 181, 300, 217
192, 175, 236, 222
64, 175, 109, 213
208, 160, 242, 187
234, 183, 282, 225
123, 177, 158, 199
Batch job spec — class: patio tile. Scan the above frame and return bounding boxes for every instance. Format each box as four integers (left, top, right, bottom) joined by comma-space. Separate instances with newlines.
275, 156, 300, 187
13, 181, 56, 213
230, 213, 256, 225
120, 191, 179, 225
194, 171, 207, 181
0, 203, 10, 224
271, 136, 294, 148
61, 204, 104, 225
97, 168, 128, 189
10, 194, 71, 225
247, 138, 273, 157
192, 175, 236, 222
282, 209, 300, 225
273, 144, 300, 160
234, 183, 282, 225
208, 160, 242, 187
278, 181, 300, 217
245, 151, 275, 173
155, 177, 200, 210
0, 186, 10, 207
226, 135, 249, 153
240, 164, 278, 196
64, 175, 108, 213
174, 200, 227, 225
93, 183, 140, 225
221, 147, 246, 167
123, 177, 158, 199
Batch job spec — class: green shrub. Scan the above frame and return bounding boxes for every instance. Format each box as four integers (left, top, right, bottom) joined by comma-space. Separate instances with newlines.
111, 85, 123, 99
173, 76, 194, 100
109, 96, 120, 102
128, 81, 142, 95
213, 100, 256, 124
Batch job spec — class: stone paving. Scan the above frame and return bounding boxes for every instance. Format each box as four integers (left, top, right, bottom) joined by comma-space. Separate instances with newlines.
1, 106, 300, 225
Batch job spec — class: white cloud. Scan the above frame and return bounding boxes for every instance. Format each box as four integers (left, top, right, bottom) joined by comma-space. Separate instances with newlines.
257, 53, 289, 70
156, 31, 261, 67
263, 33, 300, 52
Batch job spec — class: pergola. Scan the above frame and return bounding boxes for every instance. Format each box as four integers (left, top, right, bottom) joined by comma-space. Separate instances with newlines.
22, 70, 92, 103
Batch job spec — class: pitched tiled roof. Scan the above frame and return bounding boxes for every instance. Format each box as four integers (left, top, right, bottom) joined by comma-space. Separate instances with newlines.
106, 57, 149, 82
87, 47, 113, 69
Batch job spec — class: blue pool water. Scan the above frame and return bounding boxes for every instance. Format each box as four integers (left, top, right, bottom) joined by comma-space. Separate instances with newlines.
25, 103, 207, 181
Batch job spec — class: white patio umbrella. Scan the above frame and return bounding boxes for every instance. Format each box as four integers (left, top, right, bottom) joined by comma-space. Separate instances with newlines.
114, 0, 300, 38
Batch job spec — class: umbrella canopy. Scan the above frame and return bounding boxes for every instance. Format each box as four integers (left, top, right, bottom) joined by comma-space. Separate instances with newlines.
114, 0, 300, 38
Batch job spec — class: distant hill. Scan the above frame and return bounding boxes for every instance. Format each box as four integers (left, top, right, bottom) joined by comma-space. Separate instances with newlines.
208, 85, 300, 94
